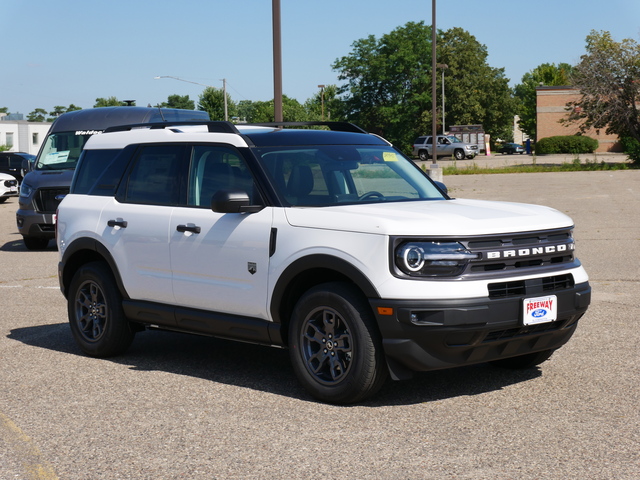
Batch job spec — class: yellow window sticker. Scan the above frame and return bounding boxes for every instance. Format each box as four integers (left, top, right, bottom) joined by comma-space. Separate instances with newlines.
383, 152, 398, 162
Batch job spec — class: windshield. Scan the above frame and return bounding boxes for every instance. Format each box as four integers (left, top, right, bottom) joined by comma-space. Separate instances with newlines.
36, 132, 96, 171
255, 145, 445, 206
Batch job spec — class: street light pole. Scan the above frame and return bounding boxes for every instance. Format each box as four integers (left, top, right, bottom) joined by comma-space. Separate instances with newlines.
431, 0, 437, 165
436, 63, 448, 134
428, 0, 443, 182
317, 84, 325, 121
154, 75, 228, 121
272, 0, 283, 122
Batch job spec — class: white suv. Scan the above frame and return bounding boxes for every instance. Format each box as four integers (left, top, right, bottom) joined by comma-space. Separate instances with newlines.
56, 121, 591, 403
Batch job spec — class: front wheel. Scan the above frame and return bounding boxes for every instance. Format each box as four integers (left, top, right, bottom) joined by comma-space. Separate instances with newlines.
490, 349, 555, 369
23, 236, 50, 250
454, 149, 465, 160
67, 261, 134, 357
289, 282, 388, 404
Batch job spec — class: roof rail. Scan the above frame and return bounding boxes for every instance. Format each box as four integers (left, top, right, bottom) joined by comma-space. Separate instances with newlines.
245, 121, 368, 134
103, 121, 240, 134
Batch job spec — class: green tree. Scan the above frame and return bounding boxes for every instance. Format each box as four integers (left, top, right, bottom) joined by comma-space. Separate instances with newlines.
438, 27, 517, 143
49, 105, 67, 121
237, 100, 256, 122
304, 85, 343, 121
333, 22, 431, 148
566, 30, 640, 146
198, 87, 237, 121
67, 104, 82, 112
514, 63, 574, 140
240, 95, 307, 123
161, 94, 195, 110
27, 108, 47, 122
0, 107, 8, 114
93, 97, 133, 107
333, 22, 516, 151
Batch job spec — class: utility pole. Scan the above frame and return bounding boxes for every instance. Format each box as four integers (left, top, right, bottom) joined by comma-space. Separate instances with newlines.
222, 78, 228, 122
318, 85, 325, 121
272, 0, 283, 122
428, 0, 443, 181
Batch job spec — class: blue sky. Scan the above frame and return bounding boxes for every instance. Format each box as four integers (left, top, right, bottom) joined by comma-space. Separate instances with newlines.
3, 0, 640, 115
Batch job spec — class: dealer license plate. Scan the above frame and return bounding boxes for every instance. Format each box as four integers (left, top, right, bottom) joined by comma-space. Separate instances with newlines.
523, 295, 557, 325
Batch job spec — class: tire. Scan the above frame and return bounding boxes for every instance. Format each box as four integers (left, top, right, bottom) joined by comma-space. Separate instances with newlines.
418, 150, 429, 161
454, 149, 465, 160
289, 282, 388, 404
490, 349, 555, 369
23, 236, 50, 250
67, 261, 134, 357
0, 197, 7, 204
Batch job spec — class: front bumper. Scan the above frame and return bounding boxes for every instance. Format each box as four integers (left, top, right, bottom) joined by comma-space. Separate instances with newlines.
369, 281, 590, 379
16, 209, 56, 239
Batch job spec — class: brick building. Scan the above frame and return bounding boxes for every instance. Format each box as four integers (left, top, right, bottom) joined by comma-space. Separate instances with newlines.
536, 86, 621, 152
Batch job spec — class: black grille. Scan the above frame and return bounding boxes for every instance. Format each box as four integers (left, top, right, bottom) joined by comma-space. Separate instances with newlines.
488, 274, 574, 299
464, 228, 575, 275
35, 188, 69, 213
483, 321, 563, 343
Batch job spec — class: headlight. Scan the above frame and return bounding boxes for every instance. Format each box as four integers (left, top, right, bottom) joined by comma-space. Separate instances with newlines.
395, 241, 478, 277
19, 183, 33, 198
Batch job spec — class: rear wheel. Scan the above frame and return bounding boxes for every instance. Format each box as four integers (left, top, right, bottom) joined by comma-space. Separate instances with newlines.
418, 150, 429, 161
289, 282, 388, 404
67, 261, 134, 357
490, 349, 555, 369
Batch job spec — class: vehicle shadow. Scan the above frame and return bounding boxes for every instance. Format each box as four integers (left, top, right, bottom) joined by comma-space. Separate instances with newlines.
0, 236, 57, 252
8, 323, 542, 407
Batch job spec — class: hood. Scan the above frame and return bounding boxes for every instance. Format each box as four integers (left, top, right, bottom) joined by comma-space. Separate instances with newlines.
21, 169, 74, 188
0, 172, 17, 181
284, 198, 573, 237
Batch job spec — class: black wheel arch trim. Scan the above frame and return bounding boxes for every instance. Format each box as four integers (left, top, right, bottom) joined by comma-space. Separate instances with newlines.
269, 254, 380, 326
59, 237, 129, 300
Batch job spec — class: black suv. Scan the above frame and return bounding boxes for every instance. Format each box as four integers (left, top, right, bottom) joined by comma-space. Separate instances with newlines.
0, 151, 35, 184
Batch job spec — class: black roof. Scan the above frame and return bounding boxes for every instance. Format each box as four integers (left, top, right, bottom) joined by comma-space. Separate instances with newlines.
242, 128, 389, 147
49, 107, 209, 133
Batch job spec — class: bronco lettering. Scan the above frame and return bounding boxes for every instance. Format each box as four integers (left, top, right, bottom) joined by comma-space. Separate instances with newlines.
486, 242, 574, 259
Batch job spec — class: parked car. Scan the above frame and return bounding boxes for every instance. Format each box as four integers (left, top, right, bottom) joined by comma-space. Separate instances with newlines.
56, 120, 590, 404
0, 152, 35, 183
0, 172, 19, 203
413, 135, 478, 161
501, 143, 525, 155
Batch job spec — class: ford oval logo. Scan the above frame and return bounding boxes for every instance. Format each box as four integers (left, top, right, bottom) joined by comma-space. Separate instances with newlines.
532, 309, 547, 318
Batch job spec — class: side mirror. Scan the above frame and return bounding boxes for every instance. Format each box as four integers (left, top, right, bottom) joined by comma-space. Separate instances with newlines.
434, 181, 448, 196
211, 189, 264, 214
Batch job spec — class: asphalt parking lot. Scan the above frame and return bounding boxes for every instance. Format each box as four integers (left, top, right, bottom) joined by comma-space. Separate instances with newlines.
1, 163, 638, 479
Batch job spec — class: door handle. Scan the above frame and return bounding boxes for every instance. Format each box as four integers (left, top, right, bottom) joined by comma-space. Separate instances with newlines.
107, 219, 128, 228
177, 224, 201, 234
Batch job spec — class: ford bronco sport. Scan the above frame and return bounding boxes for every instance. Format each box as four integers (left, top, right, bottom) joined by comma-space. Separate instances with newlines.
56, 121, 591, 404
